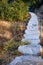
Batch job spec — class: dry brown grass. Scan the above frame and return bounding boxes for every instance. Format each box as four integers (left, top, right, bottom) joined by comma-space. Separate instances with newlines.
0, 20, 11, 30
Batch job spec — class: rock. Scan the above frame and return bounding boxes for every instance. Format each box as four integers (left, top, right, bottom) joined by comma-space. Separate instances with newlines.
16, 62, 32, 65
22, 12, 40, 45
18, 12, 40, 55
9, 55, 43, 65
18, 45, 40, 55
37, 62, 43, 65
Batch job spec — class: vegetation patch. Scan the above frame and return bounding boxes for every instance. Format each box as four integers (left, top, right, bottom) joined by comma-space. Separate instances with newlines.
0, 0, 30, 22
0, 39, 30, 65
0, 0, 31, 65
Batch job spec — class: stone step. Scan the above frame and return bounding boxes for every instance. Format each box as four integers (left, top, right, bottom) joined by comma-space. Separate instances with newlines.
18, 45, 40, 55
23, 35, 39, 39
22, 12, 40, 45
25, 30, 38, 34
9, 55, 43, 65
22, 39, 40, 45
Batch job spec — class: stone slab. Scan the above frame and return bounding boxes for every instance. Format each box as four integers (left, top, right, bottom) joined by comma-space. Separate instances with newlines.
18, 45, 41, 55
10, 55, 43, 65
22, 12, 40, 45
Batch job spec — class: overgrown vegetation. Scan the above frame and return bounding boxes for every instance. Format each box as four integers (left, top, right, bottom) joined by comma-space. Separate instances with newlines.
1, 0, 42, 65
0, 0, 43, 22
23, 0, 43, 12
0, 0, 29, 22
2, 39, 29, 55
0, 39, 30, 65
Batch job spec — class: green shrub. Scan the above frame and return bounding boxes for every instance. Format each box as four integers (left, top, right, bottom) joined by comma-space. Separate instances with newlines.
0, 0, 29, 22
1, 38, 30, 55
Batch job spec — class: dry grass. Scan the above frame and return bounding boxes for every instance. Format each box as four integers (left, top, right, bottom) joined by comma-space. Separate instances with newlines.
0, 20, 11, 29
0, 13, 31, 65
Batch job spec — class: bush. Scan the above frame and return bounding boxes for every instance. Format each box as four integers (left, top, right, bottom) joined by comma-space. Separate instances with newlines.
0, 0, 29, 22
1, 38, 30, 55
0, 40, 30, 65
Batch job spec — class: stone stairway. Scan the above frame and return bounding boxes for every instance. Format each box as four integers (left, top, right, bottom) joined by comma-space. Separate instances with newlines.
22, 12, 40, 45
9, 12, 43, 65
18, 12, 40, 55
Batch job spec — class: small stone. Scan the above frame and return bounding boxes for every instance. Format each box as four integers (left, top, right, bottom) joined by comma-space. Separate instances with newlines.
37, 62, 43, 65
